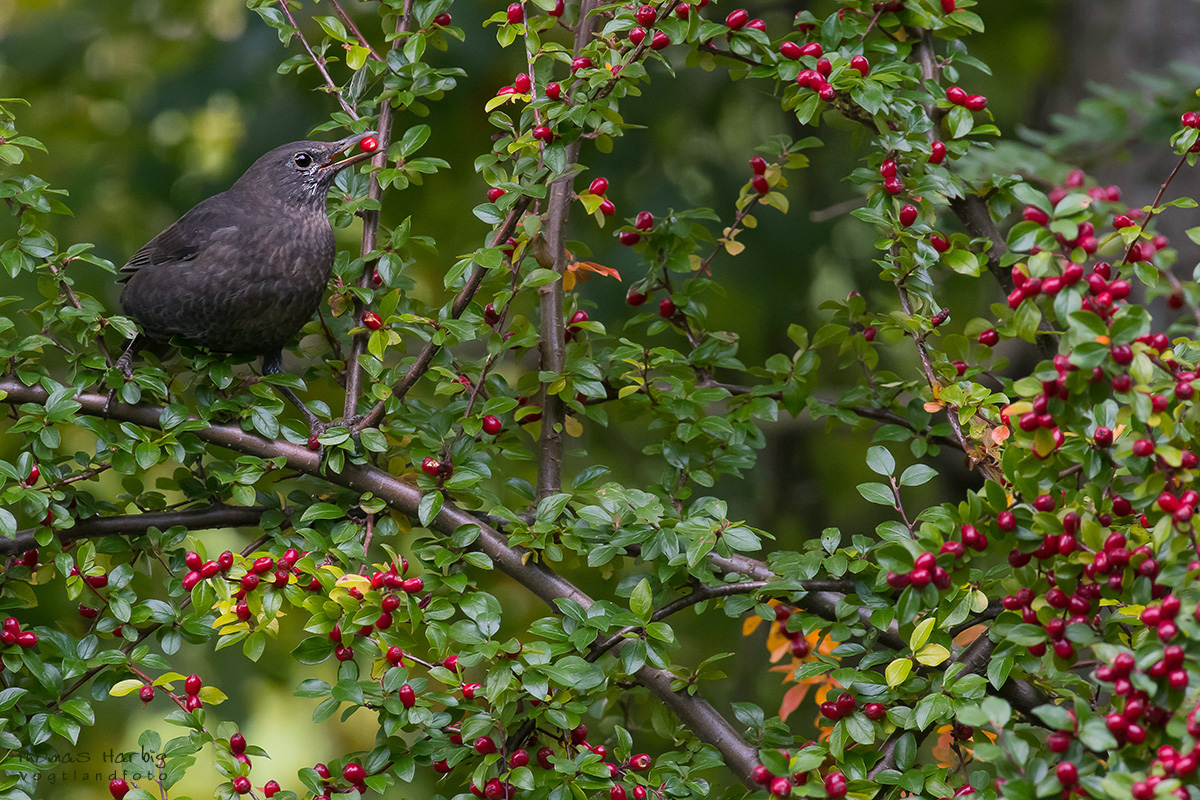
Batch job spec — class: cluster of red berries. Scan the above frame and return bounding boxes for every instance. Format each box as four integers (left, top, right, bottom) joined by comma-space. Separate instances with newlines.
453, 723, 654, 800
774, 606, 811, 658
618, 209, 655, 246
182, 547, 304, 600
0, 616, 37, 650
944, 85, 987, 111
885, 551, 951, 591
787, 43, 837, 103
628, 5, 672, 51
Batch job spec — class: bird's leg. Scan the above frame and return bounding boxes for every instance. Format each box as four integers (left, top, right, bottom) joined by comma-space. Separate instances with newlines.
261, 351, 325, 440
105, 334, 144, 416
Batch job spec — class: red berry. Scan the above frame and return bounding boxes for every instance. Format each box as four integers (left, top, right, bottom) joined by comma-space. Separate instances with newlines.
399, 683, 416, 708
769, 776, 792, 797
362, 311, 383, 330
964, 94, 988, 111
899, 204, 918, 227
482, 415, 502, 435
780, 41, 802, 59
752, 765, 773, 785
570, 57, 593, 72
863, 702, 886, 720
230, 733, 247, 755
402, 577, 424, 593
928, 141, 947, 164
725, 8, 749, 29
634, 211, 654, 230
930, 233, 951, 253
627, 290, 647, 306
659, 297, 676, 318
545, 82, 562, 100
619, 231, 641, 246
434, 13, 452, 25
1133, 439, 1155, 457
629, 753, 652, 771
978, 328, 999, 347
941, 0, 956, 10
359, 136, 379, 153
1023, 206, 1049, 225
635, 4, 656, 25
475, 736, 497, 755
264, 781, 281, 798
883, 176, 903, 195
849, 55, 869, 76
532, 126, 553, 142
110, 779, 130, 799
506, 3, 524, 23
799, 42, 823, 58
946, 86, 967, 105
462, 682, 482, 699
752, 175, 770, 194
233, 776, 252, 794
421, 457, 440, 477
599, 198, 616, 216
1056, 763, 1078, 788
589, 177, 609, 196
138, 686, 155, 705
343, 763, 366, 783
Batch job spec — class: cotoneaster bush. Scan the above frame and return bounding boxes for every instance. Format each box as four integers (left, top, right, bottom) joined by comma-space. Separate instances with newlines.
2, 1, 1200, 800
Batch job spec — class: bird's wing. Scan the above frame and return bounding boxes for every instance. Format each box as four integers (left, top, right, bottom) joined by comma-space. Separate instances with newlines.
119, 194, 245, 280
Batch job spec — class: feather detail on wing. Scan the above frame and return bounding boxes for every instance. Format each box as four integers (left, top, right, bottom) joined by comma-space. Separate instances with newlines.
119, 194, 244, 282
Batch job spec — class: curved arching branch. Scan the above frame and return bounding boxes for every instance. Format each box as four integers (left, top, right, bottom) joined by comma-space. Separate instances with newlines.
0, 379, 761, 788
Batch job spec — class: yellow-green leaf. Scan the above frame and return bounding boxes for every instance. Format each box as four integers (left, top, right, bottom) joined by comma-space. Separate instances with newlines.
910, 617, 935, 651
915, 643, 950, 666
886, 658, 913, 688
109, 679, 144, 698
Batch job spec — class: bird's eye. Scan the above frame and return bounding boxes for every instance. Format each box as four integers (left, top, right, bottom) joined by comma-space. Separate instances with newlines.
293, 153, 314, 168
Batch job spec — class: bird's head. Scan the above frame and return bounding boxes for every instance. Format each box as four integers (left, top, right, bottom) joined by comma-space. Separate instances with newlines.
233, 130, 380, 208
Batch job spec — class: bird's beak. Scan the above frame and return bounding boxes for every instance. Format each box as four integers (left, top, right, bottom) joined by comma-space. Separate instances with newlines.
321, 130, 381, 171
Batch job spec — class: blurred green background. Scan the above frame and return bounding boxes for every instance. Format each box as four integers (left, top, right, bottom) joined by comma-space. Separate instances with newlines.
2, 0, 1189, 796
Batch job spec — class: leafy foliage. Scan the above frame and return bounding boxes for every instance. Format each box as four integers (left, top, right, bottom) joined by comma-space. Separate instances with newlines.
4, 1, 1200, 800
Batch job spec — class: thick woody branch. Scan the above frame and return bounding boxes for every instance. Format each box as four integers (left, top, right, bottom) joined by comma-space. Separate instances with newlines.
344, 2, 411, 421
0, 505, 271, 556
0, 380, 758, 787
535, 0, 598, 502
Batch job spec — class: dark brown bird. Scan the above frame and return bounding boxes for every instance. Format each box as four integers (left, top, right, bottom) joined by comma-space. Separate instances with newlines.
116, 130, 378, 433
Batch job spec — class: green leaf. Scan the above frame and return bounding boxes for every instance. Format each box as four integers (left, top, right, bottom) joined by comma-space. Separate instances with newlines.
866, 445, 895, 476
899, 464, 937, 486
630, 579, 652, 622
856, 482, 895, 506
947, 105, 974, 138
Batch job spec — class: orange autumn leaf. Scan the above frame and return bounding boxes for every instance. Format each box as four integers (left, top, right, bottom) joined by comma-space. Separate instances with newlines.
954, 623, 987, 647
779, 683, 809, 722
564, 260, 621, 292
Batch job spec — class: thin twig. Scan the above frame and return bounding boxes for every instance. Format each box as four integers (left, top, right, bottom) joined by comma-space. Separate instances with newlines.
327, 0, 384, 61
277, 0, 360, 120
356, 196, 533, 430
